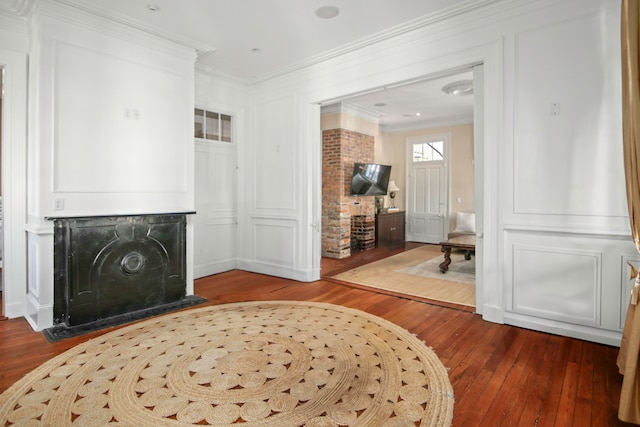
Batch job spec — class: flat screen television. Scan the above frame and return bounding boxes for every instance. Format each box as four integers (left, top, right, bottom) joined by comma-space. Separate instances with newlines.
350, 163, 392, 196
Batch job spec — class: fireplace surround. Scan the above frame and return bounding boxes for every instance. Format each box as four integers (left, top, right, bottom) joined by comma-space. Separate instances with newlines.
51, 213, 194, 328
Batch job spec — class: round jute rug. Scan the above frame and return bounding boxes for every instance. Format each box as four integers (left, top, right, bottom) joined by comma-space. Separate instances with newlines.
0, 301, 454, 426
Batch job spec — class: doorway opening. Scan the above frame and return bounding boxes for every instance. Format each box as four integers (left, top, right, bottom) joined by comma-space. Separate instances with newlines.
319, 66, 480, 310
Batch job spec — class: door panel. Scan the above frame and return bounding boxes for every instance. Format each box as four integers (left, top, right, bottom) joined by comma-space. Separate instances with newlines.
409, 162, 445, 243
193, 140, 238, 278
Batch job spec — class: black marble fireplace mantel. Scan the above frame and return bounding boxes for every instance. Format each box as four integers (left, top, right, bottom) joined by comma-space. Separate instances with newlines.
45, 211, 196, 221
50, 212, 195, 327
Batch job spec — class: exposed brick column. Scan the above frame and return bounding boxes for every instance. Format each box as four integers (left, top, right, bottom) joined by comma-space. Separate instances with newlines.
322, 128, 375, 258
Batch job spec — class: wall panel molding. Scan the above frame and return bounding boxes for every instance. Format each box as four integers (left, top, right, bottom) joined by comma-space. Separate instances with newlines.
512, 244, 601, 326
52, 40, 189, 194
511, 9, 624, 218
253, 220, 297, 268
252, 95, 298, 213
504, 228, 635, 344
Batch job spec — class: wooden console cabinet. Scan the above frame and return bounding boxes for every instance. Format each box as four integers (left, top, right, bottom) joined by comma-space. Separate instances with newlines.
376, 211, 405, 249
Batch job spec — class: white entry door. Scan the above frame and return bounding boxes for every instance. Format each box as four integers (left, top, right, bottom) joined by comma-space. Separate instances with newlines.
407, 134, 449, 244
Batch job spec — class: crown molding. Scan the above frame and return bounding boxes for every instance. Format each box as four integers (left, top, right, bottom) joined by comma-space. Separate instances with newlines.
381, 114, 473, 133
0, 0, 34, 16
29, 0, 200, 61
321, 102, 381, 125
51, 0, 215, 55
249, 0, 502, 84
0, 0, 33, 34
194, 59, 248, 85
0, 10, 29, 35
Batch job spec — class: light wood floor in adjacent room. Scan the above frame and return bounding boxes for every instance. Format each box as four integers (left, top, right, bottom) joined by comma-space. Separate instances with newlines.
0, 243, 634, 426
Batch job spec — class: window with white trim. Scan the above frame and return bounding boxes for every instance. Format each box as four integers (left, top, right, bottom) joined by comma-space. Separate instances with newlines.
413, 140, 444, 162
195, 108, 233, 142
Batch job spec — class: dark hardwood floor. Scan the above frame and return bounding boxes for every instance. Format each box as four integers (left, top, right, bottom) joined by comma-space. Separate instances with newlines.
0, 244, 633, 426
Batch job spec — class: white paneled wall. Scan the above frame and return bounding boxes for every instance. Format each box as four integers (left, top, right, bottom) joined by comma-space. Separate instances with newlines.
511, 11, 626, 220
23, 6, 196, 330
498, 1, 633, 344
504, 231, 635, 344
238, 94, 316, 281
246, 0, 630, 345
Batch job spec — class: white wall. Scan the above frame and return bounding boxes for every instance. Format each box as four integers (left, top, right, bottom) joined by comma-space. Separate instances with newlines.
247, 0, 632, 345
23, 3, 197, 330
500, 1, 635, 343
0, 10, 29, 319
237, 93, 321, 281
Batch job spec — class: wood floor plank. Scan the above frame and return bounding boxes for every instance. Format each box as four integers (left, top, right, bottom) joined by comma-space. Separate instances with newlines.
515, 334, 561, 427
454, 329, 529, 426
477, 330, 542, 427
574, 341, 595, 427
591, 343, 610, 426
446, 323, 509, 418
498, 332, 550, 425
535, 336, 574, 427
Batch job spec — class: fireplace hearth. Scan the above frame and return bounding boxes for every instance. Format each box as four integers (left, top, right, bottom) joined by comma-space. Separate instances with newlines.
51, 213, 194, 327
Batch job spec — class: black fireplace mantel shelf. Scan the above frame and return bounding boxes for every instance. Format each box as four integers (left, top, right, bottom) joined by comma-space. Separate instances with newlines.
45, 211, 196, 221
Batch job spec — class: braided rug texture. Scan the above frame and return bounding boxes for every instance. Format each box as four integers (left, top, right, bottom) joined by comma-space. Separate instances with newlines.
0, 301, 454, 426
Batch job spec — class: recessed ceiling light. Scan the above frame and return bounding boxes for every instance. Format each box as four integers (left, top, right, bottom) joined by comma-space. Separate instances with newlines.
147, 4, 160, 12
442, 80, 474, 96
374, 103, 386, 107
415, 112, 421, 116
315, 6, 340, 19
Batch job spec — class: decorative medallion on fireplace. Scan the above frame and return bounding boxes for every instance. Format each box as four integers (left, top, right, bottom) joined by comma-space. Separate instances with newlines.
52, 213, 191, 327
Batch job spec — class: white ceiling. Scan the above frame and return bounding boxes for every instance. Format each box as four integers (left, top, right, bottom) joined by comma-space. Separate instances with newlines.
334, 71, 475, 131
50, 0, 479, 129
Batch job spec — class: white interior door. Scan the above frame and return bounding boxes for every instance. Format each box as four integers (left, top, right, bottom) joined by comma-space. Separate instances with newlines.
193, 138, 238, 278
407, 134, 450, 244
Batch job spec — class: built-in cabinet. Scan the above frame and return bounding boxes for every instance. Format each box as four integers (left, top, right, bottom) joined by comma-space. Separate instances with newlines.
376, 211, 405, 249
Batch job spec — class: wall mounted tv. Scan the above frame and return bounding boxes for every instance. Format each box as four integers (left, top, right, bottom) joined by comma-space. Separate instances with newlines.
350, 163, 392, 196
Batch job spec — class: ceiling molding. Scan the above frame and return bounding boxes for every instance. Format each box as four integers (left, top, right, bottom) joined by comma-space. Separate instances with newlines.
248, 0, 501, 84
52, 0, 215, 54
27, 0, 199, 61
25, 0, 503, 85
321, 102, 381, 125
381, 114, 473, 133
194, 61, 248, 85
0, 0, 34, 16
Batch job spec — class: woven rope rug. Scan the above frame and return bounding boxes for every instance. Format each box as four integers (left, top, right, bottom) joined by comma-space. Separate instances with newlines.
0, 301, 454, 426
332, 246, 475, 307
